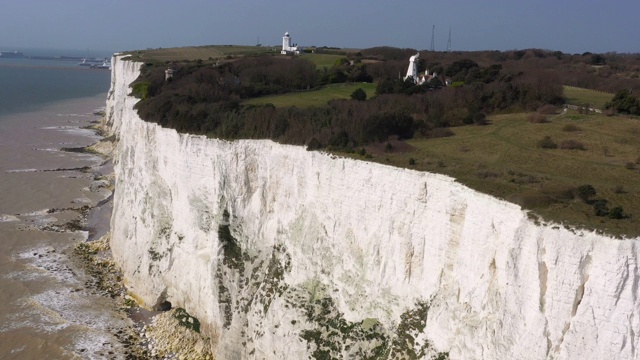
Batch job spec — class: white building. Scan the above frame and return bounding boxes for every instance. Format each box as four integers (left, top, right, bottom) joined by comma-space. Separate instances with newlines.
404, 52, 439, 85
281, 32, 303, 55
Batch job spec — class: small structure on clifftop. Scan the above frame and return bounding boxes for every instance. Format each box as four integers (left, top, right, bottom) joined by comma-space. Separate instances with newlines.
281, 31, 303, 55
404, 52, 443, 86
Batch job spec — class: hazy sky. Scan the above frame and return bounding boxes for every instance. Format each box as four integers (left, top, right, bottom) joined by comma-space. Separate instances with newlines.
1, 0, 638, 55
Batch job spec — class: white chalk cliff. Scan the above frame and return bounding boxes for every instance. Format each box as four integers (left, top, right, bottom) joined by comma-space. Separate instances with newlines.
106, 54, 640, 359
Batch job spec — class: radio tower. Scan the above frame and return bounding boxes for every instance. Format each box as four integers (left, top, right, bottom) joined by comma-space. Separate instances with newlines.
446, 27, 452, 52
430, 25, 435, 51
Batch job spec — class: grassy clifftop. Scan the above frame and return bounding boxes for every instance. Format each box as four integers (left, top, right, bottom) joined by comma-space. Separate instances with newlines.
123, 45, 640, 237
344, 107, 640, 238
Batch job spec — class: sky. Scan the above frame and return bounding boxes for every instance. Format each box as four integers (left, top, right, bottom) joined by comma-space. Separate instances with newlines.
1, 0, 638, 55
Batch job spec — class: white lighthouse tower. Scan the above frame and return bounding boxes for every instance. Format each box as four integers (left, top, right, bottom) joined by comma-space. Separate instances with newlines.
282, 32, 291, 53
281, 31, 302, 55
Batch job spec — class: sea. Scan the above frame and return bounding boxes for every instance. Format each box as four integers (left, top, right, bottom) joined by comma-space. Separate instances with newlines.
0, 49, 131, 359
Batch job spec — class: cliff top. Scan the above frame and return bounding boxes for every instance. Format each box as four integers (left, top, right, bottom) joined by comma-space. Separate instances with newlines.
121, 46, 640, 238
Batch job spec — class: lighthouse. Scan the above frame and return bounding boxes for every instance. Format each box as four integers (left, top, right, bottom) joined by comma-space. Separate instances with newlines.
281, 31, 303, 55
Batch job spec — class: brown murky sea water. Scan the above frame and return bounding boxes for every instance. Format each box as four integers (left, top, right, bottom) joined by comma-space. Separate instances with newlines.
0, 94, 129, 359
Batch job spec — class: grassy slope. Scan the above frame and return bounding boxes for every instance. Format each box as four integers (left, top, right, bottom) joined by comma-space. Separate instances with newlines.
125, 45, 277, 62
243, 83, 377, 108
302, 53, 346, 68
563, 86, 613, 109
343, 111, 640, 238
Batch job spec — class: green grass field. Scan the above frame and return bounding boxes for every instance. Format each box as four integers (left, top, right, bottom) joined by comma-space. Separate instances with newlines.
564, 86, 614, 109
125, 45, 278, 62
343, 110, 640, 237
243, 83, 377, 108
301, 53, 347, 69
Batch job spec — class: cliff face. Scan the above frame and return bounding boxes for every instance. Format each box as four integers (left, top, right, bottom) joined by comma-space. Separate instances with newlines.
107, 54, 640, 360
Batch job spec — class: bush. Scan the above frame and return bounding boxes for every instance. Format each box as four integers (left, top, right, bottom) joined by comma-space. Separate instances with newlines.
593, 200, 609, 216
558, 140, 586, 150
408, 158, 416, 166
350, 87, 367, 101
425, 127, 454, 139
576, 184, 596, 202
508, 192, 555, 208
562, 124, 581, 132
541, 184, 576, 201
537, 104, 559, 115
527, 113, 548, 123
626, 162, 636, 170
613, 185, 625, 194
537, 136, 557, 149
306, 137, 321, 150
608, 206, 625, 219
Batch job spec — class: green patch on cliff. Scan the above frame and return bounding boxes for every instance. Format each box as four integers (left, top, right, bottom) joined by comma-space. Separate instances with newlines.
174, 307, 201, 333
289, 283, 447, 360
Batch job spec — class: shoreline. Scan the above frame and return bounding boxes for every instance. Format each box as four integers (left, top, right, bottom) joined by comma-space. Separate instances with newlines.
73, 104, 215, 359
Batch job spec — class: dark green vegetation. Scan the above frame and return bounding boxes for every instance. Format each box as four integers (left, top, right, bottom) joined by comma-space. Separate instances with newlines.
173, 307, 201, 333
128, 46, 640, 237
605, 89, 640, 115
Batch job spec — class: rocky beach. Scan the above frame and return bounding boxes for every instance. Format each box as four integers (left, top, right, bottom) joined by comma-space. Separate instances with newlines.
0, 91, 213, 359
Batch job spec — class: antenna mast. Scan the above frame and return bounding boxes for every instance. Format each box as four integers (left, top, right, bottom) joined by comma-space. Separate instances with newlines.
447, 27, 452, 52
430, 25, 435, 51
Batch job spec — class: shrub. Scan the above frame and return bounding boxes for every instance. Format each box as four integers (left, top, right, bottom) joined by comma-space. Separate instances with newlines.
537, 104, 559, 115
613, 185, 625, 194
608, 206, 625, 219
626, 162, 637, 170
527, 113, 548, 123
537, 136, 557, 149
508, 192, 555, 208
576, 184, 596, 202
350, 87, 367, 101
593, 200, 609, 216
384, 142, 393, 152
408, 158, 416, 166
306, 137, 321, 150
541, 184, 576, 201
558, 139, 586, 150
561, 124, 581, 132
473, 113, 488, 125
476, 171, 499, 179
426, 128, 454, 139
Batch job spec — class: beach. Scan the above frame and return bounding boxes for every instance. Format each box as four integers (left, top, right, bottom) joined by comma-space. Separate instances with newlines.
0, 94, 130, 359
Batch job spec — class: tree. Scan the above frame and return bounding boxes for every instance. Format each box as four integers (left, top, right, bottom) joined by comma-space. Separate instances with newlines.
604, 89, 640, 115
350, 87, 367, 101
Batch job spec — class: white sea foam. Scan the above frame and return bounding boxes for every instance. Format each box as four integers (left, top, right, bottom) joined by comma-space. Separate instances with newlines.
20, 209, 51, 216
0, 214, 20, 222
6, 168, 39, 173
